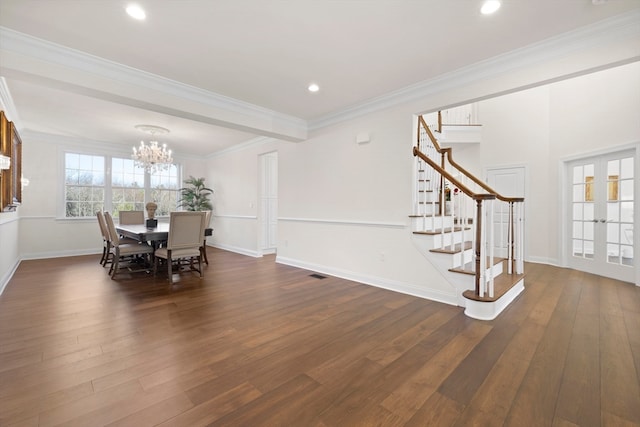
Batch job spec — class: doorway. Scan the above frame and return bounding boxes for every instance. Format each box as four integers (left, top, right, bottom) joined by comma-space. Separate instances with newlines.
566, 149, 635, 283
259, 151, 278, 254
485, 166, 526, 259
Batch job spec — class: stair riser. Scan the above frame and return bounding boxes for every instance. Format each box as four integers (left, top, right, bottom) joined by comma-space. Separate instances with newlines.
451, 249, 473, 268
433, 231, 466, 248
410, 216, 452, 231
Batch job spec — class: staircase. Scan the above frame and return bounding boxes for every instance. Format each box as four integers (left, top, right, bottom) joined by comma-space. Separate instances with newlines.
411, 115, 525, 320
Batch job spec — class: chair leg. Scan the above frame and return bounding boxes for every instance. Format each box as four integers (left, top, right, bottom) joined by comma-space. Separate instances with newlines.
101, 242, 109, 266
111, 256, 119, 279
202, 241, 209, 265
167, 256, 173, 284
198, 255, 203, 278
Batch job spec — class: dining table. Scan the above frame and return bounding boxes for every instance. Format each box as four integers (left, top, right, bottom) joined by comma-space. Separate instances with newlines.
116, 223, 213, 243
115, 223, 214, 263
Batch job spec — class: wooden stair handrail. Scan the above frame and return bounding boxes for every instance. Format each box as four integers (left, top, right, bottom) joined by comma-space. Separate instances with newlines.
418, 116, 524, 203
413, 147, 494, 201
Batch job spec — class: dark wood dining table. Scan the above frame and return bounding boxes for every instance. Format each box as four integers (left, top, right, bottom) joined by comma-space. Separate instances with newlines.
115, 223, 214, 263
116, 223, 213, 243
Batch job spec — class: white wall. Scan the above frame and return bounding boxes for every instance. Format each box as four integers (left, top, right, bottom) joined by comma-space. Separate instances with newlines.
208, 110, 460, 304
207, 139, 279, 257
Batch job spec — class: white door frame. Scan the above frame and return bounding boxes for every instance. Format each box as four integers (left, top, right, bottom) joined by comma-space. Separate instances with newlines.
484, 164, 528, 261
258, 151, 278, 255
559, 143, 639, 286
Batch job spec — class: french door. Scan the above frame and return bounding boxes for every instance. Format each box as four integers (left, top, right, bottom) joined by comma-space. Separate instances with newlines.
567, 150, 635, 283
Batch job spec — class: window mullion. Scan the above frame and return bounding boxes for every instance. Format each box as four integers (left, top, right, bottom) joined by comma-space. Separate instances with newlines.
105, 155, 112, 213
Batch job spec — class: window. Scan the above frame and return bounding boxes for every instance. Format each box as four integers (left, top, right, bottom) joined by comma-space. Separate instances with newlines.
111, 157, 145, 218
65, 153, 105, 217
150, 164, 179, 216
63, 151, 180, 218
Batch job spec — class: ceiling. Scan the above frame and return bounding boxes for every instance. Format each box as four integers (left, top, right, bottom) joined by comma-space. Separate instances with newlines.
1, 0, 639, 156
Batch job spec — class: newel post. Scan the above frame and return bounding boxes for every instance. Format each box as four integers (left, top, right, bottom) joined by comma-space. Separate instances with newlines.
474, 198, 483, 295
508, 201, 514, 275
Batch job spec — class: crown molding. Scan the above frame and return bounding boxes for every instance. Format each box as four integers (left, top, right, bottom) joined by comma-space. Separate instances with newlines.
0, 26, 308, 135
207, 136, 277, 158
309, 9, 640, 130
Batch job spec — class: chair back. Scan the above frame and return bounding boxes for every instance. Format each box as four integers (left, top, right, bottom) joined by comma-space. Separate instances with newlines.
96, 211, 110, 241
119, 210, 144, 225
167, 211, 206, 250
103, 212, 120, 247
204, 210, 212, 228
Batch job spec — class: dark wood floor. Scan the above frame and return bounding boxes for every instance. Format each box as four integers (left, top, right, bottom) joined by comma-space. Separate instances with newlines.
0, 248, 639, 426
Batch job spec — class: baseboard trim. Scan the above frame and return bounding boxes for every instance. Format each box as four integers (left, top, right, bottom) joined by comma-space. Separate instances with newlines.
0, 257, 20, 296
276, 256, 458, 307
211, 243, 262, 258
21, 249, 102, 261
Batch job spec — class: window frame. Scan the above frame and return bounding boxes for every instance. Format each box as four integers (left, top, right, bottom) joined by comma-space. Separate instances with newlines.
60, 147, 181, 219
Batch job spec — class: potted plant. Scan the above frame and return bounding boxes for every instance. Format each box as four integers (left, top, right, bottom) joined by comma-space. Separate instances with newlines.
177, 176, 213, 211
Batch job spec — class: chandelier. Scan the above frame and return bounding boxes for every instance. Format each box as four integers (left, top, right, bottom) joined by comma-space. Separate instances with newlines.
132, 125, 173, 173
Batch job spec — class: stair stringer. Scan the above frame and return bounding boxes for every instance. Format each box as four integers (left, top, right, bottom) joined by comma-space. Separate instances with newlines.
409, 220, 474, 308
409, 215, 515, 309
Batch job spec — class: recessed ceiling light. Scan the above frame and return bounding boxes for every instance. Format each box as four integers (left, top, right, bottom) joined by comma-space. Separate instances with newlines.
481, 0, 501, 15
308, 83, 320, 93
126, 4, 146, 20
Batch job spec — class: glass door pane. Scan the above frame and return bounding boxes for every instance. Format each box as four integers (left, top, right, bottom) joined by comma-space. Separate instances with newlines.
572, 163, 595, 260
606, 156, 634, 267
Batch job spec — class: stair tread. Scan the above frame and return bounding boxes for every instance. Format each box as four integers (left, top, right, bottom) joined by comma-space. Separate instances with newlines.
413, 226, 470, 235
430, 241, 473, 254
463, 272, 525, 303
408, 214, 445, 218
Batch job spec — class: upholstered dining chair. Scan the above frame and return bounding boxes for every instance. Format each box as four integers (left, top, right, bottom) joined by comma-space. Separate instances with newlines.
154, 211, 206, 284
118, 210, 145, 225
97, 211, 140, 268
104, 211, 154, 279
96, 211, 111, 266
201, 210, 212, 265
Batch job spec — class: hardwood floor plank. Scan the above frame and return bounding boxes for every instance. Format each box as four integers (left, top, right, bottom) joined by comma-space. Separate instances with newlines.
436, 318, 520, 406
451, 265, 562, 426
1, 251, 639, 425
37, 379, 143, 427
599, 277, 640, 425
403, 391, 465, 427
106, 392, 194, 427
380, 317, 492, 422
554, 276, 601, 427
504, 268, 583, 426
157, 381, 262, 427
207, 374, 320, 426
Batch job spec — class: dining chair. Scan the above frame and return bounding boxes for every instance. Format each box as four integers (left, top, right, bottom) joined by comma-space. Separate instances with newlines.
96, 211, 111, 266
118, 210, 145, 225
154, 211, 206, 284
201, 210, 212, 265
97, 211, 140, 268
104, 211, 154, 279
